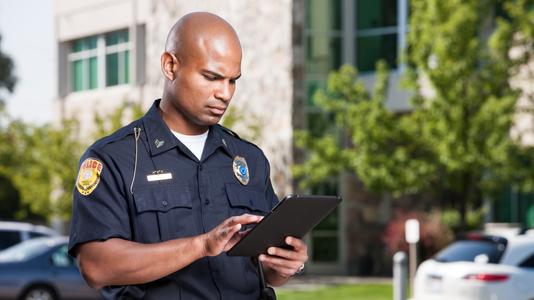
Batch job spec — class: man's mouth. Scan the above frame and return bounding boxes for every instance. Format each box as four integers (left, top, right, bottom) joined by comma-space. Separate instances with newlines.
207, 106, 226, 115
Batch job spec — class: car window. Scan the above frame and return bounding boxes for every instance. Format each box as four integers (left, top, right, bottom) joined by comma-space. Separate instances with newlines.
0, 238, 51, 262
29, 231, 47, 239
0, 230, 21, 250
51, 245, 74, 267
434, 240, 506, 263
519, 253, 534, 268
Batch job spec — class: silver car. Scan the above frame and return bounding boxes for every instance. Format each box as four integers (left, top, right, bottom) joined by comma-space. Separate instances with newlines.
0, 236, 101, 300
0, 221, 58, 251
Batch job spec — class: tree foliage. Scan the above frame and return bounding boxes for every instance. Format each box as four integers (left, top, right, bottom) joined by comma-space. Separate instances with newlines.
0, 103, 144, 221
0, 35, 16, 108
2, 119, 82, 220
294, 0, 534, 228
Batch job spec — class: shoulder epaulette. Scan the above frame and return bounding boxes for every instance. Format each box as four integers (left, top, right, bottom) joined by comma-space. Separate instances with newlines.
217, 124, 264, 153
219, 125, 241, 140
93, 120, 141, 148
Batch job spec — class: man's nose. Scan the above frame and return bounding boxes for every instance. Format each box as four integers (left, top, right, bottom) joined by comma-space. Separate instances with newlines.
215, 81, 233, 102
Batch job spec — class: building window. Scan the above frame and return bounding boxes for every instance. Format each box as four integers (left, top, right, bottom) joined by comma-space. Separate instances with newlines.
355, 0, 399, 72
105, 30, 130, 87
310, 181, 340, 263
68, 29, 130, 92
70, 36, 98, 92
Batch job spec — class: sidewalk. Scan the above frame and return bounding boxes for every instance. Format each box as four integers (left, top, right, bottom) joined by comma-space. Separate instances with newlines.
277, 275, 392, 291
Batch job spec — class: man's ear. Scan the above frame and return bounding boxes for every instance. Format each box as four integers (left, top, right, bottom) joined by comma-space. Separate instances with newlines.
161, 52, 177, 81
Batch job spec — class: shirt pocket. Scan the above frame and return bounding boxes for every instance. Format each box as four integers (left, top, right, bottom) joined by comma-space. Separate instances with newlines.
133, 184, 195, 242
225, 183, 270, 217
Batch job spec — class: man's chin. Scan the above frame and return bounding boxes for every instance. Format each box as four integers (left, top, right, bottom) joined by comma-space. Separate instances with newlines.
199, 115, 223, 126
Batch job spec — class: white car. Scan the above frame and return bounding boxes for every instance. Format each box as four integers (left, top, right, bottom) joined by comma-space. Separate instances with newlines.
414, 232, 534, 300
0, 221, 58, 251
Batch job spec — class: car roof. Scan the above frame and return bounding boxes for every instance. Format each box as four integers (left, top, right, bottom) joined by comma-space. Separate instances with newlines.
0, 221, 58, 235
33, 236, 68, 244
500, 234, 534, 265
9, 236, 69, 249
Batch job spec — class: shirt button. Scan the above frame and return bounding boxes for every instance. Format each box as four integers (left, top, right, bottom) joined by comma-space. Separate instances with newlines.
199, 165, 203, 171
205, 198, 210, 205
162, 200, 168, 207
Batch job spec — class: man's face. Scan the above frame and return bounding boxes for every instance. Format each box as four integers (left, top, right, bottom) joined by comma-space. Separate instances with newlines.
169, 39, 242, 131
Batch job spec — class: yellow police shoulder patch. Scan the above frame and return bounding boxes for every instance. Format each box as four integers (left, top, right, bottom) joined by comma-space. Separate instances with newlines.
76, 158, 103, 196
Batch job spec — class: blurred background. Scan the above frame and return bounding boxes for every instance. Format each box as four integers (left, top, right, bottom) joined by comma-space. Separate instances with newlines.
0, 0, 533, 299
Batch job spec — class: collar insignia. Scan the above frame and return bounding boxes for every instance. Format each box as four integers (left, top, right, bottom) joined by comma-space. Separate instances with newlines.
155, 139, 165, 148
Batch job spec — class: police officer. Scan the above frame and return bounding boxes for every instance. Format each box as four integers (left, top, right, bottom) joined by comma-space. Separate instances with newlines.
68, 12, 308, 300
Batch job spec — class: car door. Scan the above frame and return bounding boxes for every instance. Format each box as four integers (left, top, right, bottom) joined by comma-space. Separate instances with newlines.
49, 244, 101, 299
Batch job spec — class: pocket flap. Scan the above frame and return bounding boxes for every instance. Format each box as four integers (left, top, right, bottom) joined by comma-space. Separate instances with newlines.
134, 185, 192, 213
225, 183, 270, 213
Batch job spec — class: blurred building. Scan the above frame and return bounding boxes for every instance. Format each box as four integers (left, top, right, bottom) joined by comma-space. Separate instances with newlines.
53, 0, 533, 276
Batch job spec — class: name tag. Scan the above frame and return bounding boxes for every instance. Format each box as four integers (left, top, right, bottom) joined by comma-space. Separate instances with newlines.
147, 173, 173, 182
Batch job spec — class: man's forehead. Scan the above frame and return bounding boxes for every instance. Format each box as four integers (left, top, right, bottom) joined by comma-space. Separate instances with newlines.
197, 54, 242, 78
188, 35, 241, 76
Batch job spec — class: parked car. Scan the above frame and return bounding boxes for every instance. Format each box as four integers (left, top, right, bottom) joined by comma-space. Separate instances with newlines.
0, 236, 101, 300
0, 221, 58, 250
413, 232, 534, 300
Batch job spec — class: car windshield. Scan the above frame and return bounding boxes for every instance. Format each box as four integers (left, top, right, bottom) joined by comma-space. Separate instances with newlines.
434, 239, 507, 264
0, 238, 53, 262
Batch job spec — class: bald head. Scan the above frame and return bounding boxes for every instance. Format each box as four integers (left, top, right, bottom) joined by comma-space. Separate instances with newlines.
165, 12, 242, 64
159, 12, 242, 135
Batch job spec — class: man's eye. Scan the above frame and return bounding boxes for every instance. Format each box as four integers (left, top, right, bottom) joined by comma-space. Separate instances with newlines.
203, 74, 217, 81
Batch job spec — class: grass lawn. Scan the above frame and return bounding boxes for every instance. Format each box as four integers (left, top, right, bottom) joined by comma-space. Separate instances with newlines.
277, 283, 392, 300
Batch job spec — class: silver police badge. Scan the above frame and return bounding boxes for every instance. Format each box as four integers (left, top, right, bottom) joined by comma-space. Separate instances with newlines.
232, 156, 249, 185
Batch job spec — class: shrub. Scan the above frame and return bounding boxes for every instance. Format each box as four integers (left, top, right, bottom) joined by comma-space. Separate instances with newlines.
382, 209, 454, 260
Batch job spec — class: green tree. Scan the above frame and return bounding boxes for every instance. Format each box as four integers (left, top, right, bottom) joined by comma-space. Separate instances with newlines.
0, 35, 16, 108
294, 0, 534, 230
92, 101, 144, 140
0, 33, 20, 219
3, 119, 82, 220
1, 102, 145, 221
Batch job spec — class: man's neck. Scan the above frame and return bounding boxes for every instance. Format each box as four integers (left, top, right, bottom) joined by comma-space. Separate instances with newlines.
158, 98, 208, 135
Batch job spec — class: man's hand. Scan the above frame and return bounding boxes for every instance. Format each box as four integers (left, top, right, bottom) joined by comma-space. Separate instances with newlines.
201, 214, 263, 257
260, 236, 308, 285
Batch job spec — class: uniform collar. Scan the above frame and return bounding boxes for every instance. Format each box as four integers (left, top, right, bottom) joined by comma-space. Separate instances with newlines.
142, 99, 180, 156
142, 100, 234, 159
204, 125, 235, 159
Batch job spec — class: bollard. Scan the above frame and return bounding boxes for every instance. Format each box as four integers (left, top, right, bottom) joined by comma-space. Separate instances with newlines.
393, 251, 408, 300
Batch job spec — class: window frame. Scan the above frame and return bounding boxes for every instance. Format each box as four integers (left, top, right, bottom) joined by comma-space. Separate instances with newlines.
67, 29, 131, 93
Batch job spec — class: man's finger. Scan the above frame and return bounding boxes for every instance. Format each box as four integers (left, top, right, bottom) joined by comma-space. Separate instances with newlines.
285, 236, 307, 251
260, 261, 294, 278
259, 254, 302, 270
266, 246, 298, 260
227, 214, 263, 226
259, 256, 300, 277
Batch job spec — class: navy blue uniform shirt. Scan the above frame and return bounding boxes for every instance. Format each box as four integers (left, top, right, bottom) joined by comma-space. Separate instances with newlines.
69, 99, 279, 299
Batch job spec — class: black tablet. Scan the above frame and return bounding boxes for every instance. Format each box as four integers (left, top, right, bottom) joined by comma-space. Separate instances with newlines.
227, 194, 342, 257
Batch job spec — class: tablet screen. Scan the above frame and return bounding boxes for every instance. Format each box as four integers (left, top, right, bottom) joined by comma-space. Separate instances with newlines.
227, 194, 341, 257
